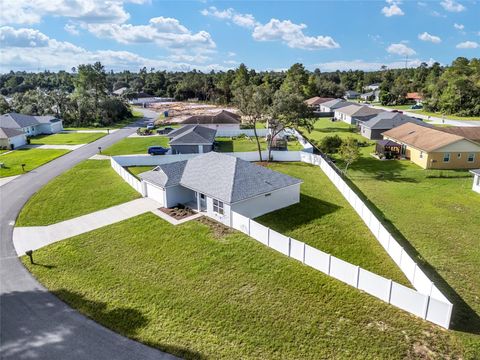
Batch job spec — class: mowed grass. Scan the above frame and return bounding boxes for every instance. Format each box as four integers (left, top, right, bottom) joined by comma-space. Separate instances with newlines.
16, 160, 140, 226
102, 137, 169, 156
30, 132, 106, 145
257, 162, 408, 285
23, 213, 464, 359
215, 137, 303, 152
0, 148, 69, 178
127, 166, 155, 178
373, 104, 480, 121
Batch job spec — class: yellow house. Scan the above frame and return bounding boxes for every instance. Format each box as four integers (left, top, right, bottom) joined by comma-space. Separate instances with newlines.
382, 123, 480, 169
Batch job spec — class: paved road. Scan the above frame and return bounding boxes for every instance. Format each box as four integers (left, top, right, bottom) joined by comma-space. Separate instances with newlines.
369, 104, 480, 127
0, 108, 178, 360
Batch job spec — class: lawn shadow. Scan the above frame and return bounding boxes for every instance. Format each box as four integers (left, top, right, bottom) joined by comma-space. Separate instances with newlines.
341, 175, 480, 334
215, 139, 233, 152
256, 194, 341, 233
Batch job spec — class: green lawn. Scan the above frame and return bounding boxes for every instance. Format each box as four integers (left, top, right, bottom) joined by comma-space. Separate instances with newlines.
373, 104, 480, 121
0, 148, 69, 178
127, 166, 155, 178
30, 132, 106, 145
23, 213, 464, 359
215, 137, 303, 152
304, 118, 369, 144
102, 137, 169, 156
16, 160, 140, 226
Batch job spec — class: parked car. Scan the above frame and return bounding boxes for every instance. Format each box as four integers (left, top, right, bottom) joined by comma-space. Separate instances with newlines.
411, 104, 423, 109
157, 127, 174, 135
391, 110, 403, 114
147, 146, 169, 155
146, 122, 155, 130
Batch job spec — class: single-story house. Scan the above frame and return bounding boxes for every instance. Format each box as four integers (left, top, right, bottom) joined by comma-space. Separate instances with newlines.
319, 99, 361, 113
334, 105, 384, 125
0, 112, 63, 136
304, 97, 335, 111
364, 83, 380, 91
112, 87, 128, 96
406, 92, 423, 104
470, 169, 480, 193
168, 125, 217, 154
360, 90, 380, 102
344, 90, 361, 100
180, 110, 241, 130
438, 126, 480, 143
382, 122, 480, 169
360, 112, 427, 140
0, 127, 27, 149
139, 152, 302, 225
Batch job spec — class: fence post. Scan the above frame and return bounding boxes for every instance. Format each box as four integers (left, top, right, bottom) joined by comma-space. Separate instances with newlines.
288, 238, 291, 257
388, 280, 393, 303
267, 228, 270, 247
423, 296, 430, 319
302, 243, 306, 264
356, 266, 360, 288
327, 254, 332, 275
247, 218, 251, 236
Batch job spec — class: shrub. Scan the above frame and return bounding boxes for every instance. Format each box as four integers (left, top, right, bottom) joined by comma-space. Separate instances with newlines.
319, 135, 343, 154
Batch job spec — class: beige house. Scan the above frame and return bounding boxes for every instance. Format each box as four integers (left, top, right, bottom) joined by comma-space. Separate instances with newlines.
382, 123, 480, 170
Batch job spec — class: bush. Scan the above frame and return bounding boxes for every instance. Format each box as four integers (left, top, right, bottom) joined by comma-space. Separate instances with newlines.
319, 135, 343, 154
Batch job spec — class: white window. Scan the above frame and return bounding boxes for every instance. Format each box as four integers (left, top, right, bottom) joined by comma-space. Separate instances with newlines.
467, 153, 475, 162
443, 153, 450, 162
419, 151, 423, 159
213, 199, 224, 215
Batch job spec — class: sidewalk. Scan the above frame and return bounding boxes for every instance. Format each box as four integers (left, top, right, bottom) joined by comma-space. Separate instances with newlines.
0, 175, 20, 187
13, 198, 161, 255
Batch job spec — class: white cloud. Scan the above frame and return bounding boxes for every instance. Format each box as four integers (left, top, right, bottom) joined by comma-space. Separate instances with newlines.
387, 43, 416, 56
0, 27, 227, 72
252, 19, 339, 50
85, 17, 215, 51
418, 32, 441, 43
381, 1, 404, 17
201, 6, 258, 28
232, 13, 257, 28
224, 60, 239, 65
440, 0, 466, 12
64, 23, 79, 35
315, 58, 437, 72
454, 23, 465, 30
456, 41, 479, 49
227, 51, 236, 57
0, 0, 149, 26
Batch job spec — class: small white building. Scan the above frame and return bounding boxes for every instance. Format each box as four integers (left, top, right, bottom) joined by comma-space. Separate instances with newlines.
0, 127, 27, 149
471, 169, 480, 193
139, 152, 302, 225
0, 113, 63, 136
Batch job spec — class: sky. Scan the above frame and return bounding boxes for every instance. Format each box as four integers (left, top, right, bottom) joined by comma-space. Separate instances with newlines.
0, 0, 479, 73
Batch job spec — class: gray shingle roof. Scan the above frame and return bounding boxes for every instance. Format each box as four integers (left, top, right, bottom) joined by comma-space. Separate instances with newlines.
35, 115, 60, 124
0, 113, 38, 128
139, 152, 302, 204
362, 112, 426, 130
320, 99, 345, 109
181, 110, 241, 125
139, 161, 187, 187
168, 125, 217, 145
0, 127, 24, 139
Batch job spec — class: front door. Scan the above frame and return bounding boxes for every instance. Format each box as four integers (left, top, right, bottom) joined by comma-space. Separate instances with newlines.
401, 145, 407, 157
200, 193, 206, 210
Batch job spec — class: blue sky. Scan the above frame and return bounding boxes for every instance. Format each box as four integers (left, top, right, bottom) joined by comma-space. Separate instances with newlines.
0, 0, 478, 73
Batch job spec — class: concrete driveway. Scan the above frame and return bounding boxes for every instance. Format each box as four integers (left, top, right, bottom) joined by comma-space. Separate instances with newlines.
1, 108, 179, 360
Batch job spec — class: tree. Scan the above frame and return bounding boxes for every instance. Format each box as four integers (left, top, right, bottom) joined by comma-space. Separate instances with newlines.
280, 63, 309, 97
267, 89, 315, 161
0, 97, 11, 113
233, 85, 272, 161
319, 135, 343, 154
73, 62, 108, 122
338, 137, 360, 174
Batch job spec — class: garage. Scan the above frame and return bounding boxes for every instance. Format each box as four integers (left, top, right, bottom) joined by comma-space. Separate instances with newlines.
144, 182, 165, 206
0, 128, 27, 149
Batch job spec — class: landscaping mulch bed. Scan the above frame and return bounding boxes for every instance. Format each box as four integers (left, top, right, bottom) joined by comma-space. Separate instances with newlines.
196, 217, 235, 239
160, 206, 195, 220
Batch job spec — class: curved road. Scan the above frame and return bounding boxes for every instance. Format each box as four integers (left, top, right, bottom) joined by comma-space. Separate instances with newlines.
0, 109, 178, 359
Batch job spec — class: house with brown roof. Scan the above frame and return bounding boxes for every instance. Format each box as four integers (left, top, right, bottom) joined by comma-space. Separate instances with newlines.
406, 92, 423, 104
382, 122, 480, 169
304, 97, 335, 111
334, 105, 384, 125
438, 126, 480, 143
180, 110, 241, 130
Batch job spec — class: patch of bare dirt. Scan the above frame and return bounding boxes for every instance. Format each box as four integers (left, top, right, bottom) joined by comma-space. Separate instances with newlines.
196, 216, 235, 239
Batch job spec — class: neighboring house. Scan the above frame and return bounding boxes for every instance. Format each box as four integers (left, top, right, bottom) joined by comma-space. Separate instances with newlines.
364, 83, 380, 91
139, 152, 302, 225
470, 169, 480, 193
406, 92, 423, 104
304, 97, 335, 111
360, 112, 427, 140
0, 127, 27, 149
382, 122, 480, 169
334, 105, 384, 125
112, 87, 128, 96
437, 126, 480, 143
0, 113, 63, 136
319, 99, 361, 113
168, 125, 217, 154
344, 90, 360, 100
180, 110, 241, 130
360, 90, 380, 102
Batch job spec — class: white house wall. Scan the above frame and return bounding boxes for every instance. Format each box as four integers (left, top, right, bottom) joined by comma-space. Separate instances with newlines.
165, 186, 195, 207
436, 139, 480, 152
231, 183, 301, 219
144, 182, 165, 206
205, 196, 231, 226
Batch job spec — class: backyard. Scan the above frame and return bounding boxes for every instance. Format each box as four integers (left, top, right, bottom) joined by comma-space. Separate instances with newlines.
371, 104, 480, 121
215, 137, 303, 152
102, 136, 169, 156
0, 148, 70, 178
16, 160, 140, 226
23, 212, 463, 359
29, 132, 106, 145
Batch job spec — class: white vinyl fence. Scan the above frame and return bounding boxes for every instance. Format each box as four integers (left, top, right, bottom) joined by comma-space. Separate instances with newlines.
230, 211, 452, 329
111, 157, 144, 195
215, 129, 269, 137
297, 151, 453, 328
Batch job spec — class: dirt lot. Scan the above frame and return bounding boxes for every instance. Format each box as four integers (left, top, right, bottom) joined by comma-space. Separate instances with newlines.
148, 102, 238, 124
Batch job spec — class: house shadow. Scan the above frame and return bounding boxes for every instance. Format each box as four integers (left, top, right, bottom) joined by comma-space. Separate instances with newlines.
341, 175, 480, 334
1, 288, 205, 359
214, 139, 233, 152
256, 194, 341, 233
347, 154, 420, 183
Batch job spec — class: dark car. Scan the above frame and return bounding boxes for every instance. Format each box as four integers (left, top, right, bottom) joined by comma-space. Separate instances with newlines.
157, 127, 174, 135
411, 104, 423, 109
146, 122, 155, 130
148, 146, 169, 155
392, 109, 403, 114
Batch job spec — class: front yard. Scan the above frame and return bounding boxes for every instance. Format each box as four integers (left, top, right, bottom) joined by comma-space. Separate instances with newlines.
0, 148, 70, 178
16, 160, 140, 226
23, 212, 463, 359
29, 132, 106, 145
102, 136, 169, 156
